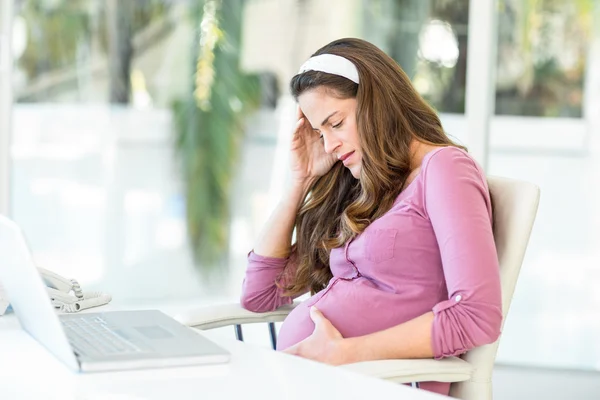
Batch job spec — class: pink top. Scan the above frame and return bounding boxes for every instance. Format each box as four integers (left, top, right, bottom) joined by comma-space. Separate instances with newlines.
240, 147, 502, 396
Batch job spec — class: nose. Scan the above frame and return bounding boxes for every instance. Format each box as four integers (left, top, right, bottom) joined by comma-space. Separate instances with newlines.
322, 132, 341, 155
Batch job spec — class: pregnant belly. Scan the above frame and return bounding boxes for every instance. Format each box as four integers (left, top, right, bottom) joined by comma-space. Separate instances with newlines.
276, 277, 422, 351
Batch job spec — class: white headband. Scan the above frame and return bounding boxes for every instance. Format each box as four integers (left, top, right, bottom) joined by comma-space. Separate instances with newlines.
297, 54, 360, 84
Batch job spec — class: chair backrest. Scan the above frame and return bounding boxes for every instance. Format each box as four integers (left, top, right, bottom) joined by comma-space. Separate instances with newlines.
449, 176, 541, 400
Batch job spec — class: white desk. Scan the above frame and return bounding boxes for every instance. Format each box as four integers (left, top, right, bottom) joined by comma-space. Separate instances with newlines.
0, 310, 445, 400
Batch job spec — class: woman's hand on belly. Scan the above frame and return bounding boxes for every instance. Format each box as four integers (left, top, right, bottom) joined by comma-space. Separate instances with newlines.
282, 306, 355, 366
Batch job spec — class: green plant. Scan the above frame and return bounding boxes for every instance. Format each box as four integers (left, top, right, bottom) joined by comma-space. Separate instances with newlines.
173, 0, 260, 271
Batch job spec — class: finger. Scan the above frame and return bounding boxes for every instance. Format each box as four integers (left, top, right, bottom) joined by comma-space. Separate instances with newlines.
311, 307, 343, 338
309, 306, 324, 325
292, 118, 305, 140
296, 105, 305, 120
283, 344, 299, 356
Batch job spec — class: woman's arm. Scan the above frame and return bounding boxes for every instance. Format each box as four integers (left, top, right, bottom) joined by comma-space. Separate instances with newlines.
240, 179, 314, 312
253, 179, 314, 258
255, 105, 335, 258
342, 311, 434, 362
241, 107, 337, 312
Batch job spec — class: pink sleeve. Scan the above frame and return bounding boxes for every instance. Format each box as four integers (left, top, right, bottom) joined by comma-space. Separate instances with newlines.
423, 149, 502, 359
240, 250, 302, 312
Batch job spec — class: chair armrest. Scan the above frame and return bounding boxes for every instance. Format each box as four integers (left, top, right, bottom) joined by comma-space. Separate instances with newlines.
341, 357, 474, 384
173, 301, 300, 330
174, 302, 474, 385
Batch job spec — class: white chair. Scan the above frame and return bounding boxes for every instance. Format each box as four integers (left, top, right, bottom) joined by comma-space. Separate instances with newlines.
175, 176, 540, 400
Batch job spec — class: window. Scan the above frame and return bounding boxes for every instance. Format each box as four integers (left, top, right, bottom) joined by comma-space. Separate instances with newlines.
495, 0, 593, 117
362, 0, 470, 113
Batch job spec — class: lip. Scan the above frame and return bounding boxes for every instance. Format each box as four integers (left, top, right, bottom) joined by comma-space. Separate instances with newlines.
339, 151, 355, 165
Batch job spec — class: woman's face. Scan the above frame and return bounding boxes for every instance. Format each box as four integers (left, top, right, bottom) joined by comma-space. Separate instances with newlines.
298, 88, 362, 179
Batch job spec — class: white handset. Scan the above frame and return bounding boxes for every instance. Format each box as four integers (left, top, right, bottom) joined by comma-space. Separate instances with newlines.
39, 267, 77, 294
38, 267, 112, 313
0, 213, 112, 315
0, 267, 112, 315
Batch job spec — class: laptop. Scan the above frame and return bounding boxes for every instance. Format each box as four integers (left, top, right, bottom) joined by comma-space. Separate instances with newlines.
0, 214, 230, 372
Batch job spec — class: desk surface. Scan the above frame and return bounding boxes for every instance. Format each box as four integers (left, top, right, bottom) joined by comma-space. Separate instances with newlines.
0, 310, 444, 400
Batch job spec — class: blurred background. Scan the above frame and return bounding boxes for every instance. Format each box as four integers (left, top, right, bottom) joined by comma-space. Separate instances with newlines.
1, 1, 599, 398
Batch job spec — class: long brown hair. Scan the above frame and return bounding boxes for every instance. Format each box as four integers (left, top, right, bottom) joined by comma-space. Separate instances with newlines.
284, 38, 464, 296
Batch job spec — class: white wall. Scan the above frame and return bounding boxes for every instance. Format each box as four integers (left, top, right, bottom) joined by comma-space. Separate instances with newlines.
0, 0, 13, 215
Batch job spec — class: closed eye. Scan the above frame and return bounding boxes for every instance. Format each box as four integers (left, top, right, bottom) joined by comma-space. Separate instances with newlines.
332, 121, 343, 129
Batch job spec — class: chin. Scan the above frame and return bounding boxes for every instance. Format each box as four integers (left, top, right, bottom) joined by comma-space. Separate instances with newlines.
349, 166, 361, 179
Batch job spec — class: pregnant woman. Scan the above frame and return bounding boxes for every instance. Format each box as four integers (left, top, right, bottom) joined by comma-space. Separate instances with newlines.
240, 38, 502, 396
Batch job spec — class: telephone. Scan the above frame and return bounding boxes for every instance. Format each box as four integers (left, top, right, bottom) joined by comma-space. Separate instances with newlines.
0, 267, 112, 316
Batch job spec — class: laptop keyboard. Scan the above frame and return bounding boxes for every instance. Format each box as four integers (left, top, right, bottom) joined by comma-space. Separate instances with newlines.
62, 315, 150, 356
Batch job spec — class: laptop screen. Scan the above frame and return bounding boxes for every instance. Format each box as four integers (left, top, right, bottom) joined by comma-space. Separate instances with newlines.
0, 214, 79, 370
